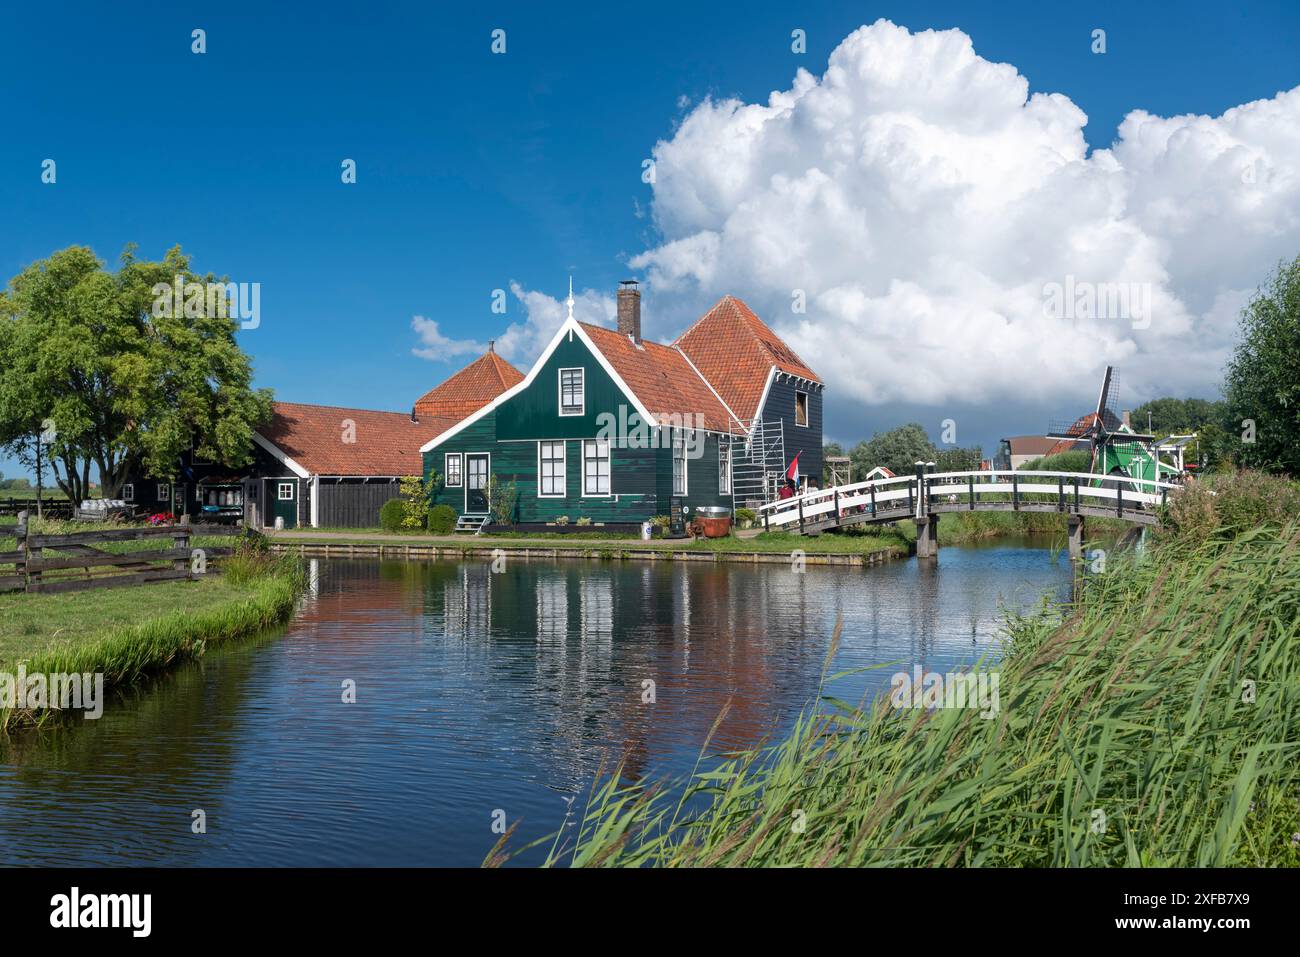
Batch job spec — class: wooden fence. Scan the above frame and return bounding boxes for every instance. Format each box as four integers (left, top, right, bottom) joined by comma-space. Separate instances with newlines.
0, 497, 74, 518
0, 513, 239, 595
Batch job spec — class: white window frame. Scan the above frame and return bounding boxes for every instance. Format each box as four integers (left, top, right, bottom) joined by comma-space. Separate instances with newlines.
582, 439, 611, 497
538, 440, 567, 498
673, 435, 688, 496
719, 441, 731, 495
795, 390, 810, 428
278, 482, 294, 501
122, 483, 134, 502
558, 367, 585, 417
444, 452, 462, 487
157, 482, 171, 501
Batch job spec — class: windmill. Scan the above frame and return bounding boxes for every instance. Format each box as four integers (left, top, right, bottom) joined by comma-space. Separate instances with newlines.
1046, 366, 1166, 480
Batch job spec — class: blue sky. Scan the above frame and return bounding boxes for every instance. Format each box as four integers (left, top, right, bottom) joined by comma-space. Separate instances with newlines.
3, 1, 1299, 480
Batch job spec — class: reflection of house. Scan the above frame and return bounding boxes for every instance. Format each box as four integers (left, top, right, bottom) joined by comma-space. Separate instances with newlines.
122, 346, 521, 528
422, 281, 824, 524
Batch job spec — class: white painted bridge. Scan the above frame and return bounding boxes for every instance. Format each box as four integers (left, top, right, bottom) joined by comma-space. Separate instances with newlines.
757, 469, 1184, 557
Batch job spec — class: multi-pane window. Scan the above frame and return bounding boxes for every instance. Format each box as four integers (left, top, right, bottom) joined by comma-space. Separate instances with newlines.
122, 483, 135, 502
582, 439, 610, 495
157, 483, 171, 501
445, 453, 462, 487
559, 368, 584, 416
539, 441, 566, 496
719, 441, 731, 495
673, 436, 688, 495
795, 390, 809, 427
278, 482, 294, 500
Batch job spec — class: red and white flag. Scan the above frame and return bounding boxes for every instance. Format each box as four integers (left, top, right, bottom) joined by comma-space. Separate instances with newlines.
785, 452, 801, 485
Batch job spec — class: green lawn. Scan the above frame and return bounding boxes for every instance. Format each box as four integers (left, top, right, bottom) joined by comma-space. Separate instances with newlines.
0, 576, 267, 667
0, 487, 68, 501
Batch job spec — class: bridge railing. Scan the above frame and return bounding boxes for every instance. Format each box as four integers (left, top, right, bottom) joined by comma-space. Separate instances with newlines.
756, 470, 1186, 530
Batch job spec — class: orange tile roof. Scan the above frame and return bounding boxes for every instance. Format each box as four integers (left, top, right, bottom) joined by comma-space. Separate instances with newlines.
260, 402, 453, 476
578, 323, 742, 434
413, 347, 524, 419
673, 295, 821, 423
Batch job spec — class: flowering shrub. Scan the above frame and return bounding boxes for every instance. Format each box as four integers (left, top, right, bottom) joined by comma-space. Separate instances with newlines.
147, 512, 176, 526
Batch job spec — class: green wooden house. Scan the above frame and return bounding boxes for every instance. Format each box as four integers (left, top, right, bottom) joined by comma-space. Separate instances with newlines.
421, 281, 824, 528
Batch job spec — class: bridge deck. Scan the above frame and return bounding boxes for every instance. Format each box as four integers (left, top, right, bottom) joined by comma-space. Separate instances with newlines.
758, 469, 1177, 536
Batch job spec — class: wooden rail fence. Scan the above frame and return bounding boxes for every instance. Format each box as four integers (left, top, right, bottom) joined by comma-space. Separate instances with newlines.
0, 512, 239, 595
0, 497, 74, 518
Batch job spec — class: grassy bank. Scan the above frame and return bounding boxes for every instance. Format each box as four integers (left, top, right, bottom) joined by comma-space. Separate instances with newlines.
271, 526, 910, 559
898, 508, 1130, 546
0, 543, 305, 730
506, 483, 1300, 867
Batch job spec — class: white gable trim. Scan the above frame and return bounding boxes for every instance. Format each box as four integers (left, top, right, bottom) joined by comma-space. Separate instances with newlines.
673, 345, 745, 433
420, 317, 658, 453
252, 431, 311, 479
749, 366, 778, 435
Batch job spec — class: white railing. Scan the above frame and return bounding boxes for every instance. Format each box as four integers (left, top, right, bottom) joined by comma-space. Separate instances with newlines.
756, 470, 1185, 529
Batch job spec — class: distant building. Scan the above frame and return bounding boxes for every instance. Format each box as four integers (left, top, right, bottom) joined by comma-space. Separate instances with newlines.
121, 346, 523, 528
995, 435, 1087, 470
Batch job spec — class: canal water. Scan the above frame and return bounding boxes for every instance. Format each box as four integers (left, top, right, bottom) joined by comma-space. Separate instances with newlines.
0, 539, 1070, 866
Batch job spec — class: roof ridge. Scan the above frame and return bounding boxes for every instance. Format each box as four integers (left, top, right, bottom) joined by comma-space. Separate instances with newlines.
272, 400, 422, 418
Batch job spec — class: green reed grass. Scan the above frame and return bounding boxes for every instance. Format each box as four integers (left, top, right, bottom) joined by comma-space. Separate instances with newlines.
514, 521, 1300, 867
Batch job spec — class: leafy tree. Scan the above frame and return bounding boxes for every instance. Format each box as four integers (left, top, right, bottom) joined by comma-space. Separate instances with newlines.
935, 445, 983, 472
398, 473, 439, 529
1129, 396, 1228, 438
487, 474, 519, 526
1223, 255, 1300, 474
0, 245, 273, 502
849, 423, 938, 476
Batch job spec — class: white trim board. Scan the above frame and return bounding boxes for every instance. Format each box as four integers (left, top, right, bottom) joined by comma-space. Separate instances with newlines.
420, 317, 657, 453
252, 431, 311, 479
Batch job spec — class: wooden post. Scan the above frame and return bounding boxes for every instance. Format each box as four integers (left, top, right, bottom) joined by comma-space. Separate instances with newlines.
1012, 473, 1019, 510
1073, 478, 1080, 512
968, 475, 975, 510
1116, 481, 1123, 517
833, 488, 840, 524
1068, 514, 1085, 562
16, 511, 29, 591
797, 495, 804, 533
174, 526, 190, 576
1057, 477, 1064, 512
870, 483, 877, 516
915, 514, 940, 559
20, 511, 39, 592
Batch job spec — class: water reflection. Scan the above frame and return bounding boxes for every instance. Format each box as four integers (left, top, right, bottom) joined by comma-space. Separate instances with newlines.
0, 540, 1068, 866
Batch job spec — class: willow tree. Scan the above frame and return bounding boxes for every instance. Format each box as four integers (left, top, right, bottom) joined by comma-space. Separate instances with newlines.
0, 244, 272, 502
1224, 254, 1300, 475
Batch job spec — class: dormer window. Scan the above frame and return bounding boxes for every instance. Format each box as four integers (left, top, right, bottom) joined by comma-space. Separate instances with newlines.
559, 368, 584, 416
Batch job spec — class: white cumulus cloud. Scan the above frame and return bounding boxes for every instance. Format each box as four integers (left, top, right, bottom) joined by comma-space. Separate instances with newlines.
626, 18, 1300, 437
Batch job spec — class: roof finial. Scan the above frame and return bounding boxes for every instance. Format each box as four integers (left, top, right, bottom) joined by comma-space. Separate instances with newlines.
566, 275, 575, 321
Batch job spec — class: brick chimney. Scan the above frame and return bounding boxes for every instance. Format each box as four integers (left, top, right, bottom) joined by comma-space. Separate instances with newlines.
617, 279, 641, 343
